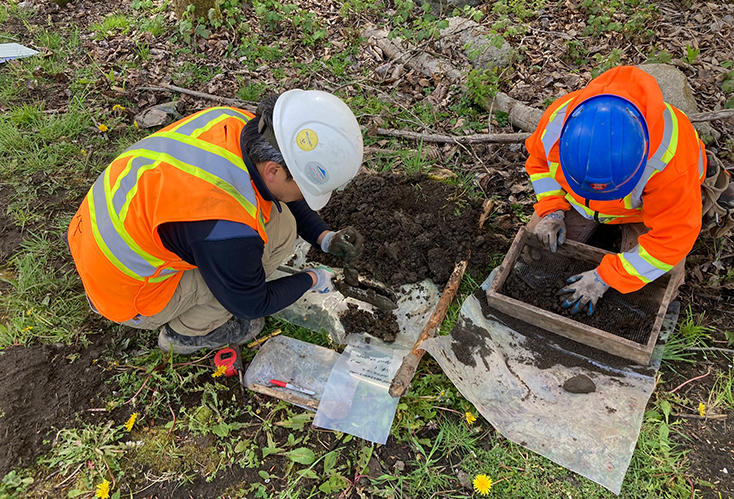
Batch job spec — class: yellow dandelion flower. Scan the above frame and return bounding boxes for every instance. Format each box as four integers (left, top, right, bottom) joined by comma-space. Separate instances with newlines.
134, 120, 139, 128
212, 364, 227, 378
22, 326, 33, 331
465, 412, 476, 425
473, 474, 492, 496
98, 123, 109, 132
698, 402, 706, 417
95, 479, 110, 499
81, 148, 87, 156
124, 412, 138, 431
112, 104, 125, 111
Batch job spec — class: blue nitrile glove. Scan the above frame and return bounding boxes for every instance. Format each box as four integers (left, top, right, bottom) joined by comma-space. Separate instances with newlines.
321, 227, 365, 264
303, 266, 336, 294
534, 210, 567, 253
558, 268, 610, 316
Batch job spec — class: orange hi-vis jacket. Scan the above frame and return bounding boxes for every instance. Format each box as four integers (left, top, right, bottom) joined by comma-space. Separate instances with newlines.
68, 107, 268, 322
525, 66, 706, 293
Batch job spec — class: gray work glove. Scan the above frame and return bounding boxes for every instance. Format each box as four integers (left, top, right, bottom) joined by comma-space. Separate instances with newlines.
534, 210, 567, 253
320, 227, 365, 264
558, 268, 610, 316
303, 266, 336, 294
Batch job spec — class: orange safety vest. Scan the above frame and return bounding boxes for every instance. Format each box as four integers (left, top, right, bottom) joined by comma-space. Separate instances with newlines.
68, 107, 267, 322
525, 66, 706, 293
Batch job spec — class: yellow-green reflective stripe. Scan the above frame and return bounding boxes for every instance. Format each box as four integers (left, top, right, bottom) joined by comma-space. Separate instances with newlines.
660, 105, 679, 164
537, 190, 566, 201
548, 98, 574, 123
189, 113, 245, 139
541, 99, 574, 158
549, 162, 560, 177
618, 253, 652, 284
529, 172, 551, 182
116, 147, 259, 223
169, 107, 250, 136
638, 245, 673, 272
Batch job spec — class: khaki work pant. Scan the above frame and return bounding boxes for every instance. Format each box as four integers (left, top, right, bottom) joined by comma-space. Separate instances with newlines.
527, 209, 685, 286
120, 205, 297, 336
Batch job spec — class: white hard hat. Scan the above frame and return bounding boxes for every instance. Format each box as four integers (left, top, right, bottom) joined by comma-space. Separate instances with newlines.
272, 89, 363, 211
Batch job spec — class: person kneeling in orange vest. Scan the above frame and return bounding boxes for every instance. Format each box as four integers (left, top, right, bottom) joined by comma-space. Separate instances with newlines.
524, 66, 734, 315
68, 90, 364, 354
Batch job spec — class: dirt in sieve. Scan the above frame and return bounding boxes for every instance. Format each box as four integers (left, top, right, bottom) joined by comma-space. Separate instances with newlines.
501, 262, 656, 345
309, 172, 511, 288
474, 289, 638, 375
0, 338, 114, 475
339, 303, 400, 343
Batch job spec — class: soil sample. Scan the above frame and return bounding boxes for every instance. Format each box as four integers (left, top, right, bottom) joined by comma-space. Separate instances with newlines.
340, 303, 400, 343
308, 172, 510, 287
500, 254, 657, 345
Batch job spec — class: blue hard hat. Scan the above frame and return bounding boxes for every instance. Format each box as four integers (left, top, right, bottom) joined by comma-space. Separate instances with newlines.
558, 94, 650, 201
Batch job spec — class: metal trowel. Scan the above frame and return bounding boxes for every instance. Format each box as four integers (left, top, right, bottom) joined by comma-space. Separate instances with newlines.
335, 264, 398, 311
277, 265, 398, 311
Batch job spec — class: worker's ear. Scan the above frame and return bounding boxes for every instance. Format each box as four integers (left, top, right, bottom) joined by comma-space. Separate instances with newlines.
261, 161, 284, 183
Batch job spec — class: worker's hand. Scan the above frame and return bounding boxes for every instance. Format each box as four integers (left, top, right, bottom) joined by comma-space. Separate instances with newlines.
557, 268, 609, 316
321, 227, 364, 264
534, 210, 566, 253
304, 266, 336, 294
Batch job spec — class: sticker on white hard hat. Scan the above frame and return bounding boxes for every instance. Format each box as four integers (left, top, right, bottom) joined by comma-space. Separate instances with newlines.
296, 129, 318, 151
304, 162, 329, 185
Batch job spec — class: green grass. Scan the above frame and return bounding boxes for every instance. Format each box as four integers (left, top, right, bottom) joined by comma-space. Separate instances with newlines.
91, 13, 133, 39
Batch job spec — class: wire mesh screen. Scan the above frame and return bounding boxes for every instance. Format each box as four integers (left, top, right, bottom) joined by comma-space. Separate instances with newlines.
498, 243, 665, 345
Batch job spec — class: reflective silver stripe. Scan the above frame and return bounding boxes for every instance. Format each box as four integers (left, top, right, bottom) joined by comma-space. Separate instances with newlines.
626, 165, 656, 209
621, 247, 668, 282
91, 172, 173, 279
119, 135, 258, 213
531, 176, 564, 195
626, 106, 676, 208
171, 108, 250, 136
541, 104, 571, 159
644, 106, 675, 171
112, 156, 156, 218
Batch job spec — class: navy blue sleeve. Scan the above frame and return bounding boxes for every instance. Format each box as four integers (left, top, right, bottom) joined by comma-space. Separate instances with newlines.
286, 199, 330, 247
158, 220, 313, 320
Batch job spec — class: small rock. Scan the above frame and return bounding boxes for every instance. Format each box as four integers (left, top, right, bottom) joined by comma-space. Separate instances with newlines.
562, 374, 596, 394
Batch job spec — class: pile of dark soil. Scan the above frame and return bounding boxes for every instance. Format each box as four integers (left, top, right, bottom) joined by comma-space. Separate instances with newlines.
310, 172, 510, 287
339, 303, 399, 343
0, 339, 112, 475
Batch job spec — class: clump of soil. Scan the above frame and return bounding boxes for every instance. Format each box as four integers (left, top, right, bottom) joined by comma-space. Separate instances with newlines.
310, 172, 510, 287
562, 374, 596, 394
0, 339, 112, 475
340, 303, 400, 343
500, 252, 657, 344
450, 320, 494, 370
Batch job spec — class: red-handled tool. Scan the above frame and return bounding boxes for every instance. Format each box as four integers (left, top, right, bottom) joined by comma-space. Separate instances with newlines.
215, 347, 245, 395
214, 347, 239, 377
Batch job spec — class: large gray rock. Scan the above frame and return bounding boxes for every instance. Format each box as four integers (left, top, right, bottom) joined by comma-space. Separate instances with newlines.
636, 63, 719, 141
439, 18, 513, 70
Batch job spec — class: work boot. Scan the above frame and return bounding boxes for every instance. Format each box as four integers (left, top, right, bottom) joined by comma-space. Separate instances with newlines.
158, 317, 265, 355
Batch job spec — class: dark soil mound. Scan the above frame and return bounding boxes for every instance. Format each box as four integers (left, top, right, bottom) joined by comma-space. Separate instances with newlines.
339, 303, 399, 343
0, 339, 110, 475
310, 172, 509, 287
